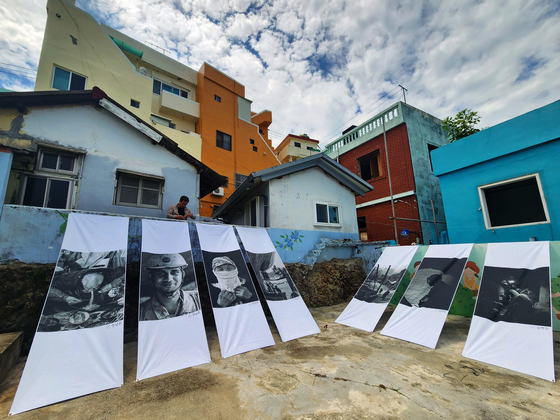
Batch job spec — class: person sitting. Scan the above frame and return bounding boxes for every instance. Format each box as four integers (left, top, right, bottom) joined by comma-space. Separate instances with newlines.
167, 195, 196, 220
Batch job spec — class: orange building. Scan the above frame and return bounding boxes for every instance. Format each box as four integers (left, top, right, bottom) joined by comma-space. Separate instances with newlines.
274, 134, 321, 164
196, 63, 281, 216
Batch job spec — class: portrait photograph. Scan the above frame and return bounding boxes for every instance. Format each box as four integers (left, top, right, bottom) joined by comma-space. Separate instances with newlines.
401, 257, 467, 310
139, 251, 201, 321
474, 266, 551, 327
202, 249, 259, 308
354, 263, 407, 304
38, 249, 126, 332
246, 251, 300, 301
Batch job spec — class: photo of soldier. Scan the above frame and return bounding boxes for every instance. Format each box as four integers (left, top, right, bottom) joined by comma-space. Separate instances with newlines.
474, 266, 551, 327
139, 251, 201, 321
246, 251, 300, 301
401, 257, 467, 310
354, 264, 407, 304
38, 249, 126, 332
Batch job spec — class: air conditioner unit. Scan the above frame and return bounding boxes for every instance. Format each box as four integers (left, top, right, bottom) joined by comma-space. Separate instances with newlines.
212, 187, 224, 197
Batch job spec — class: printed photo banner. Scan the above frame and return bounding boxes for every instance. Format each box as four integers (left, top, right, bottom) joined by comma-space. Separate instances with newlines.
137, 219, 210, 381
196, 224, 274, 358
462, 241, 554, 381
336, 246, 419, 332
10, 213, 129, 415
381, 243, 473, 349
236, 227, 320, 342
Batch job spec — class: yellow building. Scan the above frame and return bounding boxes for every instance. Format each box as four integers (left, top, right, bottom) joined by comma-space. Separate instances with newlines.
274, 134, 321, 164
35, 0, 280, 216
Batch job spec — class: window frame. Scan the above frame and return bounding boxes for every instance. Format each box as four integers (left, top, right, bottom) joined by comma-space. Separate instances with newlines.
216, 130, 232, 151
115, 171, 164, 210
51, 65, 87, 91
314, 201, 342, 227
478, 173, 550, 229
152, 79, 189, 99
20, 175, 74, 209
244, 196, 261, 227
294, 142, 301, 148
357, 150, 382, 181
214, 94, 221, 102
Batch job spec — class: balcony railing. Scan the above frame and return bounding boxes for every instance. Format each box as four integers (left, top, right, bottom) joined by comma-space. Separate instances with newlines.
159, 90, 200, 122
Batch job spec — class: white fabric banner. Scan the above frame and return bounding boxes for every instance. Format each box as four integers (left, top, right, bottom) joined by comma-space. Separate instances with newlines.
236, 227, 320, 342
462, 242, 554, 381
196, 224, 274, 358
137, 220, 210, 381
336, 246, 418, 332
381, 243, 473, 348
10, 213, 128, 415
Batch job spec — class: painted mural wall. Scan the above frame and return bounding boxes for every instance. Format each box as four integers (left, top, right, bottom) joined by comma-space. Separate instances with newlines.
268, 166, 359, 233
7, 105, 200, 217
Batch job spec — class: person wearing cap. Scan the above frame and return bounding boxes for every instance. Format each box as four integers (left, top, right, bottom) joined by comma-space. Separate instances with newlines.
167, 195, 196, 220
211, 256, 253, 307
140, 253, 200, 321
462, 261, 480, 296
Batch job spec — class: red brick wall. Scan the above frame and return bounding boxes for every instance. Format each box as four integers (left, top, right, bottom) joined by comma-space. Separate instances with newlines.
357, 197, 422, 245
338, 123, 421, 243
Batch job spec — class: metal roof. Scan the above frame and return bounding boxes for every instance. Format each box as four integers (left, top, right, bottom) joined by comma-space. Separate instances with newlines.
212, 153, 373, 219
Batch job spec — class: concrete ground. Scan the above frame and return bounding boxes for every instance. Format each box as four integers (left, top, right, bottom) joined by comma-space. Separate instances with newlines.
1, 303, 559, 419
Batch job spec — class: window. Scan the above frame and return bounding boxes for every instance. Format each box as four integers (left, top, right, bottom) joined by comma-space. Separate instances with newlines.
478, 174, 549, 229
130, 99, 140, 108
152, 79, 189, 99
294, 142, 301, 148
52, 66, 86, 91
253, 146, 258, 152
244, 197, 260, 227
250, 139, 255, 144
115, 172, 163, 209
235, 173, 247, 189
217, 130, 232, 151
427, 143, 438, 171
357, 151, 381, 181
357, 216, 367, 230
214, 95, 221, 102
315, 202, 341, 226
21, 148, 80, 209
259, 129, 264, 134
150, 114, 175, 129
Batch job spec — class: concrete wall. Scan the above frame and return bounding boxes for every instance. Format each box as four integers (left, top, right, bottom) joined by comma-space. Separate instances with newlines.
432, 100, 560, 243
4, 105, 200, 217
0, 149, 12, 216
35, 0, 201, 159
402, 104, 448, 244
268, 166, 359, 233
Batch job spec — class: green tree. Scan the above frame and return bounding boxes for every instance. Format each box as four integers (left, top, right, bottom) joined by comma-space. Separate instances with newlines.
442, 109, 481, 143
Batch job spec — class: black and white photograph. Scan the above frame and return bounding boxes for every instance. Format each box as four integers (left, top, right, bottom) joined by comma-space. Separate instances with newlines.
247, 251, 300, 301
401, 257, 467, 310
202, 250, 259, 308
38, 249, 126, 332
139, 251, 201, 321
354, 264, 407, 304
474, 266, 551, 326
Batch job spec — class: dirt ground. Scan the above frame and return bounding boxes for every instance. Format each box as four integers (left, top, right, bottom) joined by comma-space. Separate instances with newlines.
1, 303, 559, 419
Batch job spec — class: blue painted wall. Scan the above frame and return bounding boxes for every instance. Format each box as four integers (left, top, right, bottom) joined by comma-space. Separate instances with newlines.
432, 100, 560, 243
0, 149, 12, 216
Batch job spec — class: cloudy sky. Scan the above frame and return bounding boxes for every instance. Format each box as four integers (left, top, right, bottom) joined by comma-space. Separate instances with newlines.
1, 0, 559, 147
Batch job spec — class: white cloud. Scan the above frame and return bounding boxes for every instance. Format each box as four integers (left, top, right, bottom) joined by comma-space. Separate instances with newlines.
1, 0, 559, 148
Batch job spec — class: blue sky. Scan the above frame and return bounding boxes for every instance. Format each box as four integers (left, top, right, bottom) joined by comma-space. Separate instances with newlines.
1, 0, 559, 147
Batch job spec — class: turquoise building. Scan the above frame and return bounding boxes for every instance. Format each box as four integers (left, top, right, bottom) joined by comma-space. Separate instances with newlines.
431, 100, 560, 243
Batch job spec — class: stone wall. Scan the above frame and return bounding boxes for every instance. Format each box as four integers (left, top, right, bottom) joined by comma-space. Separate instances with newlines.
0, 258, 367, 355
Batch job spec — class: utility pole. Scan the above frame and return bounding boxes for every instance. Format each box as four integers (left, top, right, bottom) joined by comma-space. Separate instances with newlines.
398, 85, 408, 104
382, 117, 398, 245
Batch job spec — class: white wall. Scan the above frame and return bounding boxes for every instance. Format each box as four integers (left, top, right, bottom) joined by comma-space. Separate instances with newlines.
268, 166, 358, 233
20, 105, 199, 217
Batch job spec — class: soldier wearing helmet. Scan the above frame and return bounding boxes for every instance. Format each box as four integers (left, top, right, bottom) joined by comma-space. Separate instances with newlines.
140, 253, 200, 321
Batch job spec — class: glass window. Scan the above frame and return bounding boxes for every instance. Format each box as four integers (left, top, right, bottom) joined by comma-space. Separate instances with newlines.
253, 146, 257, 152
116, 172, 163, 209
315, 203, 341, 226
294, 142, 301, 148
51, 66, 86, 91
131, 99, 140, 108
153, 80, 161, 94
358, 151, 381, 181
217, 130, 232, 151
214, 95, 221, 102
